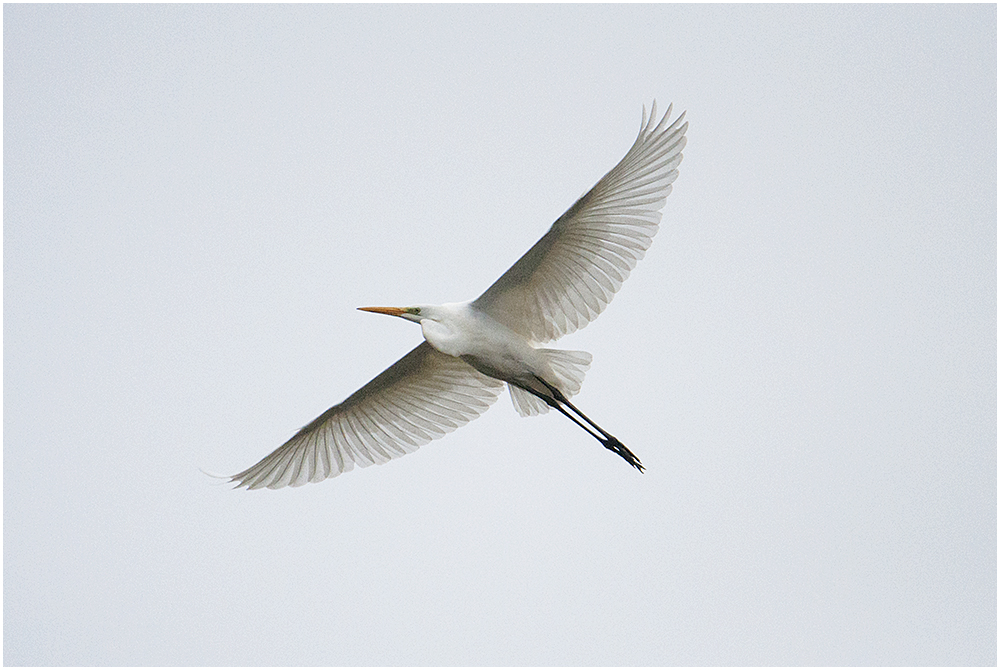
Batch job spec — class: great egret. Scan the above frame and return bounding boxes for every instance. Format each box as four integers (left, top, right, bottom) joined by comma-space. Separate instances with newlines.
232, 102, 687, 489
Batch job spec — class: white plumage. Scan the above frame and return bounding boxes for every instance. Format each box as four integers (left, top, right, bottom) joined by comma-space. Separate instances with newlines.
473, 102, 687, 343
232, 102, 687, 489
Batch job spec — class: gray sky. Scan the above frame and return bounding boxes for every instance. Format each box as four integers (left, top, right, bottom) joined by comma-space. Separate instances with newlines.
4, 4, 996, 666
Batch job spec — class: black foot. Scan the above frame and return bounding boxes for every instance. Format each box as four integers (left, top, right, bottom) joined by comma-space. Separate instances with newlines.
603, 436, 644, 473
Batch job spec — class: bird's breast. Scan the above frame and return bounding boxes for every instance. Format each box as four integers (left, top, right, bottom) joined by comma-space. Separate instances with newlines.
419, 318, 467, 358
421, 313, 544, 385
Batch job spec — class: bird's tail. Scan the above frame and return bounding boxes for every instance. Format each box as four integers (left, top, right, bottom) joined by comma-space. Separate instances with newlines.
509, 384, 549, 416
539, 348, 592, 397
508, 349, 592, 417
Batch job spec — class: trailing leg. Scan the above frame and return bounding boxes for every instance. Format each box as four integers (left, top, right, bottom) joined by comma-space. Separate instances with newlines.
525, 378, 644, 472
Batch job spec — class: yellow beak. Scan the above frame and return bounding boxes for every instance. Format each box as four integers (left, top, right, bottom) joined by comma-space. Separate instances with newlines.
357, 306, 408, 317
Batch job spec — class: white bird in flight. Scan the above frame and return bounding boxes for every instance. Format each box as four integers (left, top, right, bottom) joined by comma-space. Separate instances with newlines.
232, 102, 687, 489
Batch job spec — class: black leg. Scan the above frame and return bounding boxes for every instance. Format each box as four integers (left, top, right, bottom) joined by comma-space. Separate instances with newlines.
523, 378, 644, 473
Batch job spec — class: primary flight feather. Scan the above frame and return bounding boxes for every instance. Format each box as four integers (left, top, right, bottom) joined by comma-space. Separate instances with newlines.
232, 102, 687, 489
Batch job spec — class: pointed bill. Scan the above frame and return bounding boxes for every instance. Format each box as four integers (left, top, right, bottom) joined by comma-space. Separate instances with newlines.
358, 306, 408, 316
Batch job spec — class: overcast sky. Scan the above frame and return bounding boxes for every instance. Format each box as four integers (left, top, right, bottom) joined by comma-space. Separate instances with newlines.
4, 4, 996, 666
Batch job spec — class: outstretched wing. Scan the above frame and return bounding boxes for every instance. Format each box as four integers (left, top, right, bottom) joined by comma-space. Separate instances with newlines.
472, 102, 688, 344
232, 342, 504, 489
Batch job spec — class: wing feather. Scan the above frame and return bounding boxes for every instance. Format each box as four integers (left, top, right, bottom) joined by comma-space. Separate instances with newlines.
472, 102, 688, 343
231, 342, 504, 489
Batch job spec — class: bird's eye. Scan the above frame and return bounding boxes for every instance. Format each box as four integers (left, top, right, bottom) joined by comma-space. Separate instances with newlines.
411, 307, 421, 314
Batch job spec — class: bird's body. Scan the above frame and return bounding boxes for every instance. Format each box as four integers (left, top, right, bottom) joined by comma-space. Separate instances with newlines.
417, 303, 530, 368
380, 302, 595, 422
232, 102, 687, 489
414, 302, 558, 392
